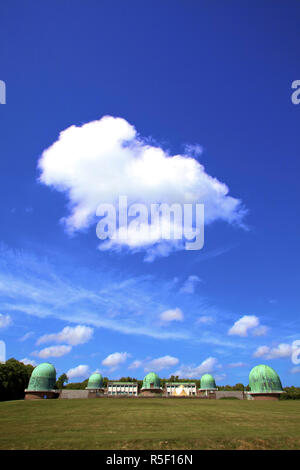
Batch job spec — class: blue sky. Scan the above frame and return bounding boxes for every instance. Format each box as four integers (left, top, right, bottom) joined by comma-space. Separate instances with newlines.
0, 1, 300, 385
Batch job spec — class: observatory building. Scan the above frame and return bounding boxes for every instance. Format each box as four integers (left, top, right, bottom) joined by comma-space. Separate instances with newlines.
199, 373, 218, 398
25, 362, 59, 400
165, 382, 197, 396
85, 372, 104, 397
140, 372, 162, 396
247, 364, 284, 400
107, 382, 138, 396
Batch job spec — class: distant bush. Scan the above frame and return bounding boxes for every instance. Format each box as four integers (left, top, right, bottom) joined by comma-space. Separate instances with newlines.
280, 393, 300, 400
219, 396, 239, 400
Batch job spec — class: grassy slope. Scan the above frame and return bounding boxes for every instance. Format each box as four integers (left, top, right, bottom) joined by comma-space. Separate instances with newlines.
0, 398, 300, 450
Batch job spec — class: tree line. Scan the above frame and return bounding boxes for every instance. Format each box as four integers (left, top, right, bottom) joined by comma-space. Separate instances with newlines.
1, 359, 300, 401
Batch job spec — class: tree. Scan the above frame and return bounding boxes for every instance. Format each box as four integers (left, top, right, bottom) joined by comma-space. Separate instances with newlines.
0, 358, 34, 401
65, 379, 88, 390
233, 383, 245, 391
55, 373, 68, 390
119, 376, 137, 383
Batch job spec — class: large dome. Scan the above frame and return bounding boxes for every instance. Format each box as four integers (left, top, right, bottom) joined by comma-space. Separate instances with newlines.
142, 372, 161, 389
86, 373, 103, 389
249, 365, 283, 393
27, 363, 56, 391
200, 374, 217, 390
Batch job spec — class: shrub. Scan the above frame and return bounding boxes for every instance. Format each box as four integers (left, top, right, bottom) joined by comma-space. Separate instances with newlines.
219, 396, 239, 400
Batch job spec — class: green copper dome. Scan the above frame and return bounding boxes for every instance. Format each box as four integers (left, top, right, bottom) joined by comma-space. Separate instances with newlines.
200, 373, 217, 390
249, 364, 283, 393
142, 372, 161, 389
86, 373, 103, 389
27, 363, 56, 391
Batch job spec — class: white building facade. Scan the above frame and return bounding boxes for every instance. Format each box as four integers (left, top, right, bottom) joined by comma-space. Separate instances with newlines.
107, 382, 138, 396
165, 382, 197, 396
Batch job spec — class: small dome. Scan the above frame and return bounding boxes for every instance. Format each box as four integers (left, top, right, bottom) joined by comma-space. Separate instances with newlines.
249, 364, 283, 393
27, 362, 56, 391
86, 373, 103, 389
142, 372, 161, 389
200, 373, 217, 390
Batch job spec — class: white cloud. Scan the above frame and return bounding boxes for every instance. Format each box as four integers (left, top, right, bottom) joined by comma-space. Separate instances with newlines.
184, 143, 204, 158
20, 358, 37, 366
37, 325, 93, 346
291, 366, 300, 374
38, 116, 245, 259
0, 314, 12, 328
160, 308, 184, 323
252, 325, 269, 337
144, 355, 179, 372
228, 315, 260, 337
214, 373, 226, 382
174, 357, 219, 378
179, 275, 202, 294
253, 343, 294, 359
32, 345, 72, 358
128, 360, 143, 369
196, 315, 214, 325
102, 352, 129, 370
19, 332, 34, 342
227, 362, 247, 368
0, 245, 190, 341
67, 364, 90, 380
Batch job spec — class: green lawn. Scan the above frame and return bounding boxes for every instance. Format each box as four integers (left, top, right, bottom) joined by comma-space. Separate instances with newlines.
0, 398, 300, 450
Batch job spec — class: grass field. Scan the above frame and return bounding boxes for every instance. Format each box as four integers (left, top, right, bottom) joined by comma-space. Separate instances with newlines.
0, 398, 300, 450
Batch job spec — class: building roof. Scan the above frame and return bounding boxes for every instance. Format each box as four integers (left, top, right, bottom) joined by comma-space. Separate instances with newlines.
249, 364, 283, 393
86, 372, 103, 389
27, 362, 56, 391
166, 382, 196, 386
142, 372, 161, 389
199, 373, 217, 390
108, 382, 138, 385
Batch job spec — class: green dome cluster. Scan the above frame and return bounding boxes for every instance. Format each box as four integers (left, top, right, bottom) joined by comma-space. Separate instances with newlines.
86, 373, 103, 389
249, 365, 283, 393
142, 372, 161, 389
27, 363, 56, 391
200, 374, 217, 390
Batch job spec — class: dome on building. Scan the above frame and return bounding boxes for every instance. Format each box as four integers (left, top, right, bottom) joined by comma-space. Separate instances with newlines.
27, 363, 56, 391
249, 364, 283, 393
200, 373, 217, 390
142, 372, 161, 389
86, 373, 103, 389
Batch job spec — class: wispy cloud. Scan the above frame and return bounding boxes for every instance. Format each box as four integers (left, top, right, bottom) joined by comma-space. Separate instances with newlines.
227, 362, 247, 368
196, 315, 215, 325
179, 275, 202, 294
128, 360, 143, 370
0, 246, 190, 340
0, 313, 12, 328
19, 331, 34, 342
